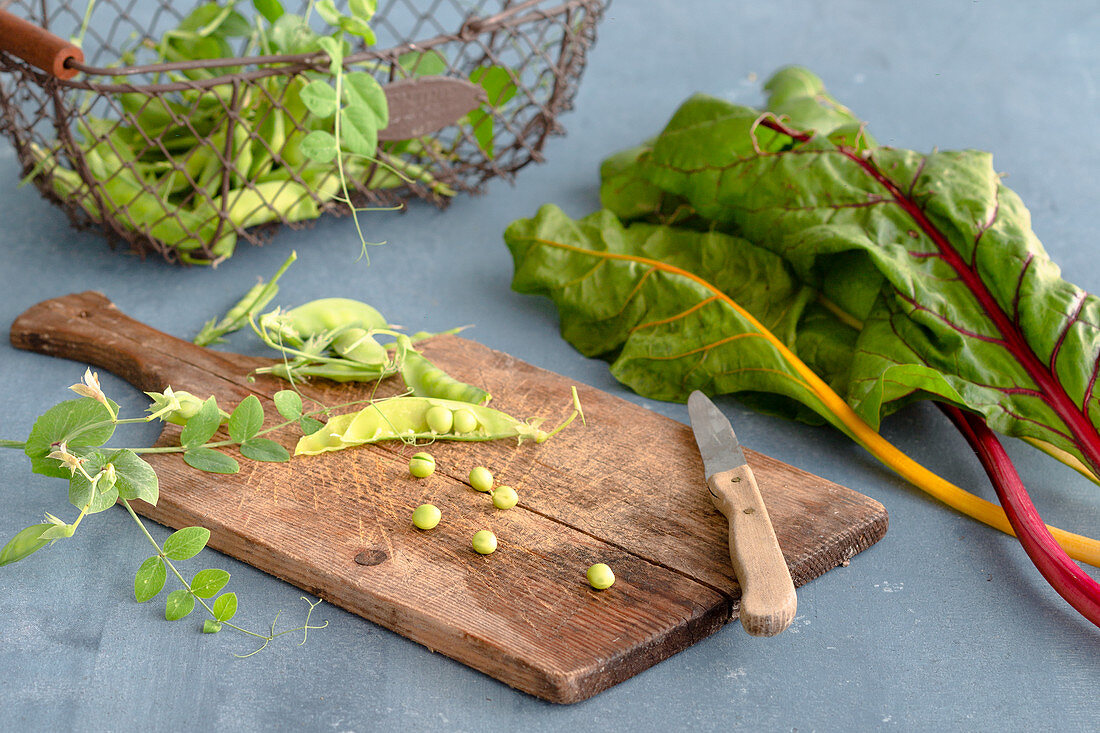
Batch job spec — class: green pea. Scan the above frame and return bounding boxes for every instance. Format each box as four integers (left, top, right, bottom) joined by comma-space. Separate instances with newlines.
412, 503, 441, 530
491, 486, 518, 510
587, 563, 615, 590
469, 466, 493, 493
471, 530, 497, 555
409, 452, 435, 478
426, 405, 454, 434
453, 408, 479, 434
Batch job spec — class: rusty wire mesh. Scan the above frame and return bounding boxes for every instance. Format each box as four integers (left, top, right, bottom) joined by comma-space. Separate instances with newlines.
0, 0, 607, 263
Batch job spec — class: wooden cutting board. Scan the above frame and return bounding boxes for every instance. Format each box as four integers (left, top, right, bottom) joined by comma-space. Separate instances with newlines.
10, 292, 888, 703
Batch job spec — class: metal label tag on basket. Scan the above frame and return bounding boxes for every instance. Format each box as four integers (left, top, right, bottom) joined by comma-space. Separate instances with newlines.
378, 77, 486, 141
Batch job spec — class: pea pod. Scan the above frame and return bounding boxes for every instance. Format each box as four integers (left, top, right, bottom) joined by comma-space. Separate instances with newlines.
217, 181, 319, 229
263, 298, 390, 366
294, 389, 584, 456
0, 524, 54, 566
397, 336, 490, 405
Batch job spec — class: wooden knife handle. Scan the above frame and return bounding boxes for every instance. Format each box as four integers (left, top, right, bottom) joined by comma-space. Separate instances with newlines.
708, 463, 797, 637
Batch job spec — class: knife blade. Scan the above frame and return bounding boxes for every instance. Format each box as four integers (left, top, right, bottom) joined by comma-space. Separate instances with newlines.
687, 391, 797, 637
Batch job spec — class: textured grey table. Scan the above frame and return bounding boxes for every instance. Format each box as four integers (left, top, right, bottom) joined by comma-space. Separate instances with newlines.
2, 1, 1098, 730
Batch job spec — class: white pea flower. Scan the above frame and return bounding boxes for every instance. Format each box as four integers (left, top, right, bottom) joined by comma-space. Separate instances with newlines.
47, 443, 86, 476
69, 368, 111, 412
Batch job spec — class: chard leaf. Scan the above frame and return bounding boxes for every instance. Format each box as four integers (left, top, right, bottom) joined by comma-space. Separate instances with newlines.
584, 67, 1100, 478
504, 204, 848, 429
505, 67, 1100, 562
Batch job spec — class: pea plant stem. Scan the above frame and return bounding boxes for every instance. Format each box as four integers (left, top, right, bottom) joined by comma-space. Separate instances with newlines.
118, 497, 269, 640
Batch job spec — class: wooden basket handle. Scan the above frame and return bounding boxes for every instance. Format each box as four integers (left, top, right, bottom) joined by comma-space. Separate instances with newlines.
0, 8, 83, 80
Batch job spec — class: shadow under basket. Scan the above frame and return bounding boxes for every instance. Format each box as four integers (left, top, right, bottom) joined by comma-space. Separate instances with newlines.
0, 0, 608, 263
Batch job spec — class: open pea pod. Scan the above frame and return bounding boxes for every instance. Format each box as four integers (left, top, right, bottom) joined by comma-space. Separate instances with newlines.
295, 390, 583, 456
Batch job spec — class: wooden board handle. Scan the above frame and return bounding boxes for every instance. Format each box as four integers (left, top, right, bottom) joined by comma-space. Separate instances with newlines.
708, 464, 797, 636
9, 291, 263, 394
0, 9, 84, 80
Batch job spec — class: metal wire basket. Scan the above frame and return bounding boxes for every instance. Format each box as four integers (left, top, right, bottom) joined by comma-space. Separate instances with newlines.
0, 0, 607, 263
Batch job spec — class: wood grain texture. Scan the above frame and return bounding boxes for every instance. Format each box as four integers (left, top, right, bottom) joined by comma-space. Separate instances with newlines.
10, 292, 888, 703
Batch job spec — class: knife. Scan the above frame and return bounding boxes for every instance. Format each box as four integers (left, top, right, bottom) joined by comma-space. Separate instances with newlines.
687, 390, 797, 637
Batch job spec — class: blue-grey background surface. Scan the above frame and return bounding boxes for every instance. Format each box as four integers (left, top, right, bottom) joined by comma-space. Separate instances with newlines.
2, 1, 1098, 731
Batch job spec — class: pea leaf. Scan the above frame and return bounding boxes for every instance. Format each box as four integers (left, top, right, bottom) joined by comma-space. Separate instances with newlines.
190, 568, 230, 598
163, 526, 210, 561
108, 449, 159, 505
180, 397, 223, 448
300, 80, 338, 119
228, 395, 264, 443
25, 398, 118, 477
349, 0, 377, 22
240, 438, 291, 462
252, 0, 284, 24
315, 0, 341, 26
397, 49, 447, 77
273, 390, 303, 419
269, 14, 319, 56
299, 416, 325, 435
134, 556, 167, 602
165, 589, 196, 621
339, 105, 378, 157
300, 130, 338, 163
203, 619, 223, 634
213, 591, 238, 621
468, 66, 517, 159
338, 16, 375, 44
183, 447, 240, 474
67, 452, 120, 515
317, 36, 343, 75
0, 524, 53, 566
344, 72, 387, 129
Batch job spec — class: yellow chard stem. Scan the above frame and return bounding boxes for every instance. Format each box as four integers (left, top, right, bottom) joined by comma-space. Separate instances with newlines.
531, 239, 1100, 567
729, 287, 1100, 567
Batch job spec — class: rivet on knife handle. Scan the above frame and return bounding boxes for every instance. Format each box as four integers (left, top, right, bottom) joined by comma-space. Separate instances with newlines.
708, 462, 797, 636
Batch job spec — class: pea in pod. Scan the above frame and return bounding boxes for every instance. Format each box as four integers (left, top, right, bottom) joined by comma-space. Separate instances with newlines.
294, 388, 583, 456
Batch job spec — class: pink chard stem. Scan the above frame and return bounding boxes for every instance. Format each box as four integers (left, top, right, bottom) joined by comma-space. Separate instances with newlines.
942, 404, 1100, 628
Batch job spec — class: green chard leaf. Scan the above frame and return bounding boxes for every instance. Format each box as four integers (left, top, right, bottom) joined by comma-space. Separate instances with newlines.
510, 65, 1100, 479
504, 204, 848, 429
